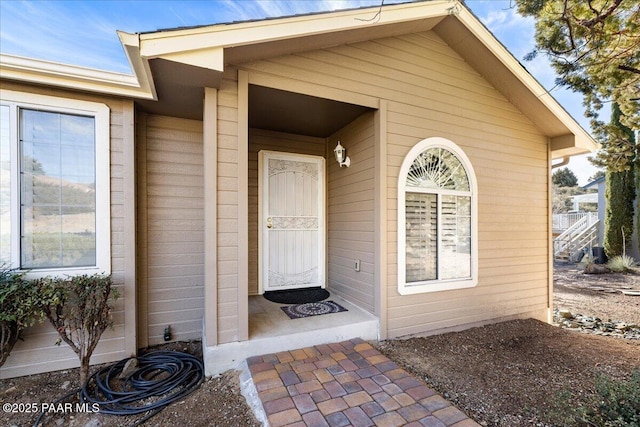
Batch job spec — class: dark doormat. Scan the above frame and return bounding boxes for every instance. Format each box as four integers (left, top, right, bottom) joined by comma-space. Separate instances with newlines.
281, 301, 348, 319
264, 287, 329, 304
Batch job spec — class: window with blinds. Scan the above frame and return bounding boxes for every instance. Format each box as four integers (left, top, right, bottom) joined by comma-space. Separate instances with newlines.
1, 89, 110, 276
405, 193, 437, 282
20, 109, 97, 269
398, 138, 477, 294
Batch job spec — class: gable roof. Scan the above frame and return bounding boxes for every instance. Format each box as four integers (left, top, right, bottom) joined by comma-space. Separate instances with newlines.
583, 175, 606, 190
0, 0, 597, 158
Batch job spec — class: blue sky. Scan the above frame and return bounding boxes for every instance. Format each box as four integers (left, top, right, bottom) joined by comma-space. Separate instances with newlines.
0, 0, 599, 183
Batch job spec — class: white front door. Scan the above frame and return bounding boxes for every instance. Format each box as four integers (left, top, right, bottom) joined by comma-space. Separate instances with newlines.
259, 151, 325, 292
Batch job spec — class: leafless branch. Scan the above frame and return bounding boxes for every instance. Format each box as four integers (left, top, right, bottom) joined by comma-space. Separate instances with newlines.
580, 0, 623, 28
618, 65, 640, 75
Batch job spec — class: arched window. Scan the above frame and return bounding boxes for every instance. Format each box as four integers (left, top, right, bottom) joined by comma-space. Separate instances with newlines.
398, 137, 477, 295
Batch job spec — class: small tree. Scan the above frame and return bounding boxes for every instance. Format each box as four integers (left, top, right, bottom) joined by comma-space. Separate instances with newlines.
604, 104, 636, 258
0, 266, 48, 367
36, 274, 118, 384
605, 171, 635, 257
552, 167, 579, 187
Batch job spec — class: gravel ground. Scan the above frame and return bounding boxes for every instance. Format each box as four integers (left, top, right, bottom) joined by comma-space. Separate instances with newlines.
377, 264, 640, 426
0, 341, 260, 427
553, 263, 640, 324
1, 265, 639, 427
377, 318, 639, 427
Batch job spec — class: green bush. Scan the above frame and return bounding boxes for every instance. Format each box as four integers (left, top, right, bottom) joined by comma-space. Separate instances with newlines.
547, 371, 640, 426
604, 103, 637, 259
36, 274, 118, 384
607, 255, 636, 273
590, 370, 640, 427
0, 266, 48, 367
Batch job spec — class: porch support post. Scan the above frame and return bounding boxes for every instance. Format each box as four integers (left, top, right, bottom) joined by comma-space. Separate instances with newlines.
122, 100, 137, 354
375, 100, 388, 340
136, 112, 149, 348
547, 141, 553, 324
204, 87, 218, 346
237, 70, 249, 341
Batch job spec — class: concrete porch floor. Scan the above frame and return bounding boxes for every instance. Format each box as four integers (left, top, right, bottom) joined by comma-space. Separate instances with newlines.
249, 294, 379, 340
203, 294, 379, 376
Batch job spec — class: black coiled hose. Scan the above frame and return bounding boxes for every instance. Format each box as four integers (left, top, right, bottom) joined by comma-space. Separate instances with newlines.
34, 350, 204, 427
82, 351, 204, 423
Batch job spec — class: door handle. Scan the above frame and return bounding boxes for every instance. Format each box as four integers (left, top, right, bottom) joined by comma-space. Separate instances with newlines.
266, 217, 273, 229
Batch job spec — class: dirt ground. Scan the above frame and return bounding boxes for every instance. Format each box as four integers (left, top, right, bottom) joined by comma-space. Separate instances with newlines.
553, 263, 640, 325
1, 265, 639, 427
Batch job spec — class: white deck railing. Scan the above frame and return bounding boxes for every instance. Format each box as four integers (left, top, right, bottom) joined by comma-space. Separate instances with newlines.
553, 213, 600, 262
553, 212, 598, 232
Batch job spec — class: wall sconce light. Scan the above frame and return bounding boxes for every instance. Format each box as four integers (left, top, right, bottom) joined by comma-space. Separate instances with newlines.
333, 141, 351, 168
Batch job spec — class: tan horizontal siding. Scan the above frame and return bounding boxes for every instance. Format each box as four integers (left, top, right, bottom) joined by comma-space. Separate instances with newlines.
236, 29, 550, 338
0, 84, 131, 378
141, 114, 204, 345
217, 73, 241, 344
327, 113, 376, 313
388, 279, 548, 312
2, 325, 127, 378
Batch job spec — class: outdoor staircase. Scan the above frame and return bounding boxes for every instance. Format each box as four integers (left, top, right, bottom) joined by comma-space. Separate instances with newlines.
553, 212, 600, 262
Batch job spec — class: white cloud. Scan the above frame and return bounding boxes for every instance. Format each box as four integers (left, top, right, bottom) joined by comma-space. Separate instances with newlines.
0, 0, 133, 72
481, 9, 509, 28
0, 0, 600, 184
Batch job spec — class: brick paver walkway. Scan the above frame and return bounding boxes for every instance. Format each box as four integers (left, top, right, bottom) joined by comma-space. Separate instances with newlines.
246, 338, 481, 427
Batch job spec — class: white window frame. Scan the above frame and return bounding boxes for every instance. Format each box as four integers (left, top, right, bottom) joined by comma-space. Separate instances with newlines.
397, 137, 478, 295
1, 89, 111, 277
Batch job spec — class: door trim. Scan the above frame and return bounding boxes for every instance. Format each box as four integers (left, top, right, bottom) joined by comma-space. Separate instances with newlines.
258, 150, 326, 294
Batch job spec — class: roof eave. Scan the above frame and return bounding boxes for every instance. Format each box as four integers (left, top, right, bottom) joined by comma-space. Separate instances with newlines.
550, 133, 600, 159
138, 0, 453, 58
136, 0, 597, 158
0, 0, 600, 159
434, 6, 598, 159
0, 38, 156, 101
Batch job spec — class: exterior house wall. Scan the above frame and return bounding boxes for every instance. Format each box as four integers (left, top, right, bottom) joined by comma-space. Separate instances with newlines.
216, 70, 242, 344
136, 114, 204, 346
238, 30, 550, 339
247, 129, 326, 296
2, 3, 595, 378
0, 82, 135, 378
327, 113, 376, 314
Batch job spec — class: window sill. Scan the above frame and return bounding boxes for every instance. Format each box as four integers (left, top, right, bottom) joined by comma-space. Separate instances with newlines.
19, 266, 110, 280
398, 278, 477, 295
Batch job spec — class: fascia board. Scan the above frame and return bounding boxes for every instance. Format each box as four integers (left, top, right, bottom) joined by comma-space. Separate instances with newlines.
0, 52, 156, 100
454, 7, 598, 154
118, 31, 158, 100
138, 0, 453, 58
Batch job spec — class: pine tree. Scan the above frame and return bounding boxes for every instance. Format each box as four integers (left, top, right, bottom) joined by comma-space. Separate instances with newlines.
604, 104, 636, 257
516, 0, 639, 172
552, 167, 578, 187
605, 171, 635, 256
